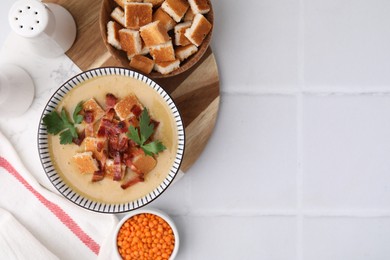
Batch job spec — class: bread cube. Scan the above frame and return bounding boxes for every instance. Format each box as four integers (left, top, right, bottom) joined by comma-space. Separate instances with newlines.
130, 55, 155, 74
107, 21, 122, 50
154, 59, 180, 75
140, 21, 170, 47
73, 152, 99, 174
188, 0, 210, 14
175, 44, 198, 61
111, 7, 126, 27
184, 13, 212, 46
132, 149, 157, 174
153, 7, 177, 31
174, 22, 192, 46
119, 29, 142, 57
115, 0, 143, 9
124, 2, 153, 30
84, 137, 106, 161
150, 41, 176, 62
144, 0, 164, 7
161, 0, 189, 23
82, 98, 105, 124
184, 8, 195, 22
114, 94, 143, 120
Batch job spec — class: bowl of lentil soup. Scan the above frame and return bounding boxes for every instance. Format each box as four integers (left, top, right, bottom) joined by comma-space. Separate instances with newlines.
114, 209, 179, 260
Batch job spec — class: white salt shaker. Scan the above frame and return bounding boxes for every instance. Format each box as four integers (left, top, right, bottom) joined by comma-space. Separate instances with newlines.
8, 0, 77, 58
0, 64, 35, 117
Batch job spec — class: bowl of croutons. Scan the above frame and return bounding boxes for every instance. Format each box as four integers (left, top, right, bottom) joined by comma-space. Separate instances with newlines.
100, 0, 214, 78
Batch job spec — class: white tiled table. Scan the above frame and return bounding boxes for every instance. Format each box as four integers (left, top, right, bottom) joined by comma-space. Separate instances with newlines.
1, 0, 390, 259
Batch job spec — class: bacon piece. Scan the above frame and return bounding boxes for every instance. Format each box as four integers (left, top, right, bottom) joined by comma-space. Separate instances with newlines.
100, 150, 108, 171
91, 170, 105, 182
90, 158, 104, 182
104, 108, 116, 121
121, 175, 144, 189
117, 121, 128, 133
83, 110, 95, 124
108, 135, 119, 157
106, 93, 118, 109
118, 135, 129, 152
131, 105, 143, 118
97, 125, 106, 138
128, 139, 137, 148
97, 119, 122, 138
150, 119, 160, 130
129, 116, 140, 128
73, 130, 85, 146
108, 134, 129, 155
123, 154, 134, 168
113, 152, 123, 181
96, 139, 105, 152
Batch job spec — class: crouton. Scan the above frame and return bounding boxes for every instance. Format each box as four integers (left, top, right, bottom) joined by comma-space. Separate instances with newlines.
188, 0, 210, 14
161, 0, 189, 23
107, 21, 122, 50
139, 21, 170, 47
153, 7, 177, 31
130, 55, 155, 74
82, 98, 105, 124
132, 150, 157, 174
149, 41, 176, 62
175, 44, 198, 61
114, 0, 143, 9
119, 29, 142, 57
73, 152, 99, 174
183, 7, 195, 22
154, 59, 180, 75
184, 13, 212, 46
144, 0, 164, 7
111, 7, 126, 27
124, 2, 153, 30
174, 22, 192, 46
114, 94, 143, 120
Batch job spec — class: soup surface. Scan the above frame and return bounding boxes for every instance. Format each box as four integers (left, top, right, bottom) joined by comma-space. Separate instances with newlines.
48, 75, 177, 204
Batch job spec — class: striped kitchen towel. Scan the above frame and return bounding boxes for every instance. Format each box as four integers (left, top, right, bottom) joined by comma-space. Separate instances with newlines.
0, 130, 118, 259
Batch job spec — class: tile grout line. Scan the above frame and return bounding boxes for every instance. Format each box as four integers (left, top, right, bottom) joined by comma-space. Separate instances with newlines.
221, 88, 390, 96
296, 92, 304, 260
296, 0, 305, 258
170, 209, 390, 217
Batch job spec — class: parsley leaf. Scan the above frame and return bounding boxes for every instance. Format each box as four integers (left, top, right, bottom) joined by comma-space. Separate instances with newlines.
43, 111, 65, 135
73, 101, 84, 124
139, 108, 154, 143
126, 108, 166, 156
60, 109, 78, 139
59, 129, 74, 145
42, 104, 84, 145
142, 141, 166, 156
128, 125, 142, 146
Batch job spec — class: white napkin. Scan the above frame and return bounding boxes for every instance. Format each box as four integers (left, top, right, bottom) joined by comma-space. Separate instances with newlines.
0, 130, 118, 259
0, 208, 58, 260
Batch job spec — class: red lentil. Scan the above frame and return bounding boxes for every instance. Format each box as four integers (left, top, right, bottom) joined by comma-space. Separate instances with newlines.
117, 213, 175, 260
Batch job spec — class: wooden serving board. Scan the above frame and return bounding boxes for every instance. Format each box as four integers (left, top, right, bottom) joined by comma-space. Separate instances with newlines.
45, 0, 220, 173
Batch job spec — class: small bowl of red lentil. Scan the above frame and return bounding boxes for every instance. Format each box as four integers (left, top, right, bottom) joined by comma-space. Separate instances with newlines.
114, 209, 179, 260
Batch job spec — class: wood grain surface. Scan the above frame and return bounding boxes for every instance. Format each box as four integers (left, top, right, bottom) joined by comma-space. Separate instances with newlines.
45, 0, 220, 172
